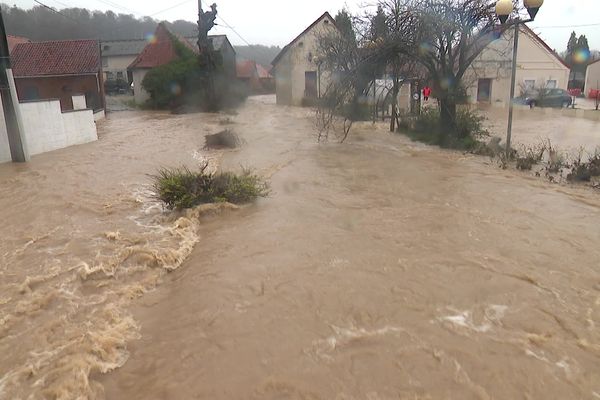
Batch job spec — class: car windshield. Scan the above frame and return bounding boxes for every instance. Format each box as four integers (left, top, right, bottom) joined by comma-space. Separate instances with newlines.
2, 2, 600, 400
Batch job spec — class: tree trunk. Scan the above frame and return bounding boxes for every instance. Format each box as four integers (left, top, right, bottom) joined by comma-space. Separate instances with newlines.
390, 77, 400, 132
439, 97, 457, 140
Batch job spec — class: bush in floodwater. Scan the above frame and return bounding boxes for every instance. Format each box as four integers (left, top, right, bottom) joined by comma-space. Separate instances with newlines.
516, 143, 546, 171
401, 108, 489, 150
566, 150, 600, 183
153, 164, 269, 210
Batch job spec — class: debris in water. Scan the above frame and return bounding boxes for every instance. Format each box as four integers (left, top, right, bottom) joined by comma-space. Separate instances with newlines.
204, 130, 242, 150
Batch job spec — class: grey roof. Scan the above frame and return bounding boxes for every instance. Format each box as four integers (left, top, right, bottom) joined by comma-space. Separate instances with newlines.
184, 35, 233, 53
100, 40, 148, 57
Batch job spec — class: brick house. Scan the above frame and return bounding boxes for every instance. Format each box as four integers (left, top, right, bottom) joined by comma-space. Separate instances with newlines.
11, 40, 105, 112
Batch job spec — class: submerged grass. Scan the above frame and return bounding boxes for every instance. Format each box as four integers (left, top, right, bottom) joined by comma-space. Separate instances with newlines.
153, 164, 270, 210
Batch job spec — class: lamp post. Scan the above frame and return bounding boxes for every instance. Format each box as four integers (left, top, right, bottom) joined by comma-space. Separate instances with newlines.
495, 0, 544, 157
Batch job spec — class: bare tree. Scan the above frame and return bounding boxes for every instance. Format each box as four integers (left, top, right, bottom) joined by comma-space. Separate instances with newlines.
402, 0, 517, 136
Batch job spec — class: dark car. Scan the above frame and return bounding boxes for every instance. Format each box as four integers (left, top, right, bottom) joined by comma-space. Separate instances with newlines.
104, 78, 131, 95
525, 88, 572, 108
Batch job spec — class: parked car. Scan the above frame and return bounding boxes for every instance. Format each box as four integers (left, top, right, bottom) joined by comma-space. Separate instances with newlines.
524, 88, 572, 108
104, 78, 131, 95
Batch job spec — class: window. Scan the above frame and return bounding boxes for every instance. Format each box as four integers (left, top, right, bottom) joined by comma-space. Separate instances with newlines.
524, 80, 535, 90
106, 71, 114, 80
117, 71, 124, 80
546, 80, 557, 89
102, 57, 108, 68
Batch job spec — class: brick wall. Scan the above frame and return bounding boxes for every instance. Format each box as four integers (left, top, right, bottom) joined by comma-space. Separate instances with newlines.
14, 75, 102, 111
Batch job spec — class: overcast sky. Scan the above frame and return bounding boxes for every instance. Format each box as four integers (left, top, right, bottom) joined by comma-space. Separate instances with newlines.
11, 0, 600, 51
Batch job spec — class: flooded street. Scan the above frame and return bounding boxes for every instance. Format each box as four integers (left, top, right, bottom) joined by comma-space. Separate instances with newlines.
484, 107, 600, 154
2, 96, 600, 399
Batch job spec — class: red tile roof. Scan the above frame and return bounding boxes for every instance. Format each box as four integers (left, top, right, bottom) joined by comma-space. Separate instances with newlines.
11, 39, 101, 77
128, 23, 197, 70
256, 63, 273, 79
236, 59, 257, 79
7, 35, 30, 53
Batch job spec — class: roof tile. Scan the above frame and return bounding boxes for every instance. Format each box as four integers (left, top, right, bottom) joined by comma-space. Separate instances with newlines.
11, 39, 101, 77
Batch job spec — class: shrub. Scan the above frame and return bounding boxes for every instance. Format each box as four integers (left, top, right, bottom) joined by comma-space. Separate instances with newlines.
402, 107, 489, 150
516, 144, 545, 171
566, 150, 600, 182
153, 164, 269, 210
142, 32, 247, 111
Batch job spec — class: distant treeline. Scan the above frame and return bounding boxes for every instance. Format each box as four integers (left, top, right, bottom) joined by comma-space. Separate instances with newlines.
2, 4, 281, 65
1, 4, 197, 40
235, 45, 281, 67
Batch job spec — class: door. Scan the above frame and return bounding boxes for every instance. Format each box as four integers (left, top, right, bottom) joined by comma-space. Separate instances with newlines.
305, 71, 318, 99
477, 79, 492, 102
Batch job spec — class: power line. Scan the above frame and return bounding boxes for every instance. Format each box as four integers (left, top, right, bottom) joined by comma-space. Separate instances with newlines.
93, 0, 143, 17
33, 0, 85, 25
534, 22, 600, 29
149, 0, 195, 18
216, 15, 252, 46
49, 0, 73, 9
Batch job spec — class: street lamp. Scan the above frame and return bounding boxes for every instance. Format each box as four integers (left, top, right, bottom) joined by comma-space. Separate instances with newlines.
496, 0, 544, 156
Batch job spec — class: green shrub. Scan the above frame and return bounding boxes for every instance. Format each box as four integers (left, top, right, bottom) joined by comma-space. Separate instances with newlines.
153, 165, 269, 210
401, 107, 488, 151
142, 32, 247, 110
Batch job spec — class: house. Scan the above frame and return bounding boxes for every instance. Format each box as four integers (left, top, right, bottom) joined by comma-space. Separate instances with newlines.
1, 74, 99, 163
256, 63, 275, 93
128, 23, 237, 105
193, 35, 237, 80
271, 12, 338, 106
11, 39, 105, 112
585, 59, 600, 97
7, 35, 30, 53
128, 24, 198, 104
236, 59, 275, 93
100, 39, 148, 82
465, 25, 570, 106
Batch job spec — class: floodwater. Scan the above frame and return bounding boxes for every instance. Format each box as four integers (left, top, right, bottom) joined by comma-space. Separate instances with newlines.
2, 96, 600, 399
483, 106, 600, 154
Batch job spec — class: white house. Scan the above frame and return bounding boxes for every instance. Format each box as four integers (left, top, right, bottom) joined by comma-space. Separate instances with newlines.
585, 59, 600, 97
465, 25, 570, 106
271, 12, 338, 106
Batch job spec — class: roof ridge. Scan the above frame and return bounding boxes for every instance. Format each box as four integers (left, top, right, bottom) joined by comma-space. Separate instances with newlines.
271, 11, 337, 67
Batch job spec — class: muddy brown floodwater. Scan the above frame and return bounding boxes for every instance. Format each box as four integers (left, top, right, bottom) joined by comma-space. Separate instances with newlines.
2, 96, 600, 399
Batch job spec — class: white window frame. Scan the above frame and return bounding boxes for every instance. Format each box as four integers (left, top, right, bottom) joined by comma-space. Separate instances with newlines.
546, 79, 558, 89
523, 79, 536, 90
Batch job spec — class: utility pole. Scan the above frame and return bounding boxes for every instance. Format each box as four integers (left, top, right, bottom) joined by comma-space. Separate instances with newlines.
0, 9, 28, 162
197, 0, 217, 110
505, 23, 520, 158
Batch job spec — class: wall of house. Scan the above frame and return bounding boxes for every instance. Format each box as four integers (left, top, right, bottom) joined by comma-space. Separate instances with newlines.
466, 28, 569, 106
585, 62, 600, 96
220, 43, 237, 80
132, 69, 150, 105
102, 55, 137, 81
275, 15, 337, 106
275, 52, 293, 105
0, 95, 98, 163
14, 75, 102, 111
0, 103, 11, 163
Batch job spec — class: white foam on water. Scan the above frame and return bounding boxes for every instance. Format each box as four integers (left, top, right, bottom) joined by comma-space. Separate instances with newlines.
438, 305, 508, 333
